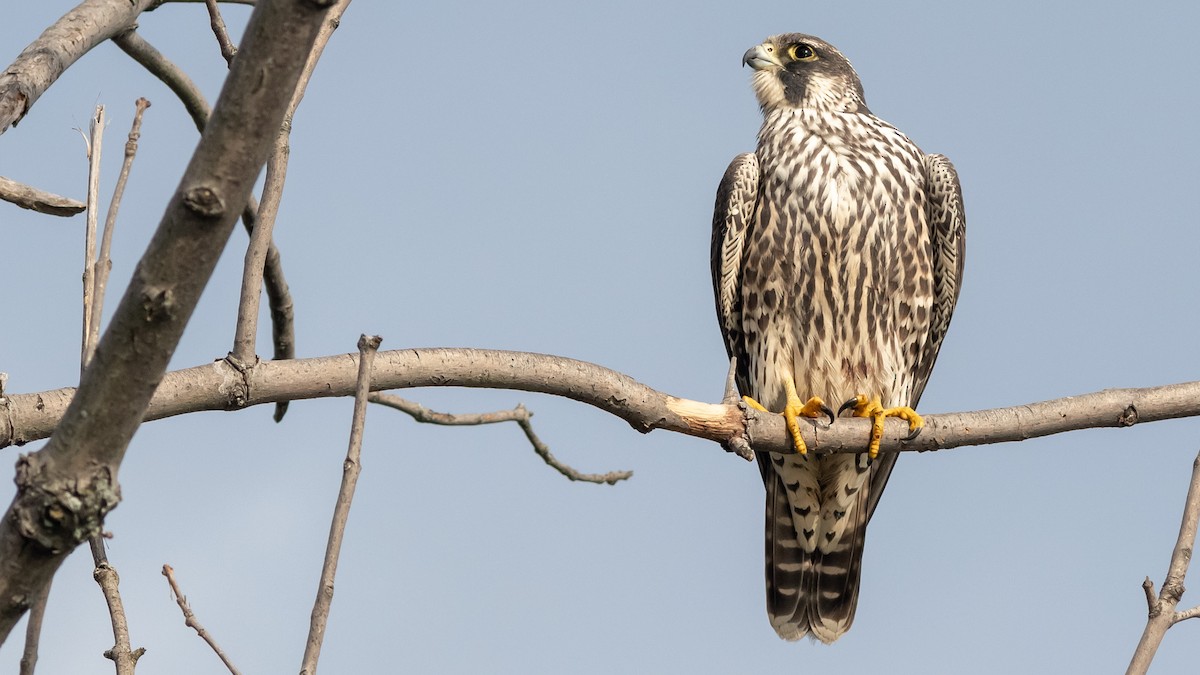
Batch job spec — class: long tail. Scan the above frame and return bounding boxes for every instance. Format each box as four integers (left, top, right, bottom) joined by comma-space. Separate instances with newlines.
761, 452, 871, 643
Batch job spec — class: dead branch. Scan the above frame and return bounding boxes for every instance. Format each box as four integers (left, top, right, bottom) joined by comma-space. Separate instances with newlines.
301, 334, 378, 675
0, 0, 159, 135
369, 393, 633, 484
162, 565, 241, 675
81, 105, 105, 368
93, 563, 143, 674
113, 28, 297, 396
18, 581, 50, 675
0, 176, 85, 216
0, 0, 338, 645
232, 0, 348, 423
2, 349, 1197, 458
1127, 450, 1200, 674
90, 98, 151, 350
203, 0, 239, 64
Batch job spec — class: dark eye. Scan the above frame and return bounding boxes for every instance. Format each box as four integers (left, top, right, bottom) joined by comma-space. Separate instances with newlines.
787, 43, 816, 61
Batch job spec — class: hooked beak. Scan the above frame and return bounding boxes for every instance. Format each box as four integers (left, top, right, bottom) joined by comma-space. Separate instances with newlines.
743, 43, 783, 70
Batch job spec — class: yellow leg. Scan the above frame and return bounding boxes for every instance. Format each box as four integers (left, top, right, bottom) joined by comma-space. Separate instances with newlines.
840, 395, 924, 459
743, 378, 833, 455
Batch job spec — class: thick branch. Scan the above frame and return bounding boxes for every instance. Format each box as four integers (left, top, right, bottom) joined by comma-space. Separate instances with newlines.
3, 349, 1198, 458
0, 0, 336, 646
0, 0, 159, 134
113, 29, 297, 381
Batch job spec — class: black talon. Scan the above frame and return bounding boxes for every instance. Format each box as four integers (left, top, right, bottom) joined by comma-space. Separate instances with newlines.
837, 397, 859, 417
903, 425, 923, 442
819, 404, 836, 427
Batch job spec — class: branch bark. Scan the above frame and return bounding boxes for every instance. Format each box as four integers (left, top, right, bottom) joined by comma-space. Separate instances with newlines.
0, 0, 336, 646
3, 349, 1198, 457
300, 334, 378, 675
0, 176, 85, 216
0, 0, 159, 135
1127, 450, 1200, 674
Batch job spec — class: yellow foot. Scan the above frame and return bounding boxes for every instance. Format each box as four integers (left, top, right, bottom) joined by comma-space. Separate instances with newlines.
837, 395, 924, 459
743, 386, 834, 456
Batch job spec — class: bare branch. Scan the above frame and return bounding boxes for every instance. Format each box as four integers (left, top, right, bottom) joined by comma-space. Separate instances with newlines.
162, 565, 241, 675
301, 334, 379, 675
3, 350, 1199, 459
81, 104, 104, 368
90, 98, 150, 352
18, 581, 50, 675
370, 393, 632, 485
232, 0, 347, 423
203, 0, 239, 65
1127, 450, 1200, 674
0, 176, 85, 216
113, 29, 297, 401
0, 1, 159, 135
0, 0, 339, 645
93, 562, 144, 674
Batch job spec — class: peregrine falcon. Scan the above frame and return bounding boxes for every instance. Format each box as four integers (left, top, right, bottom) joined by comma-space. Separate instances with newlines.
711, 34, 965, 642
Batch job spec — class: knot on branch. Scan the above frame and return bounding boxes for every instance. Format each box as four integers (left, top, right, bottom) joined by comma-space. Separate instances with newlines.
181, 185, 225, 217
13, 453, 119, 554
221, 354, 257, 409
1120, 404, 1139, 426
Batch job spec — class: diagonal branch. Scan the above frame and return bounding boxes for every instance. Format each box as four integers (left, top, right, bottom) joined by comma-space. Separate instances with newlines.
3, 349, 1199, 458
1127, 449, 1200, 674
113, 28, 297, 390
0, 0, 337, 646
162, 564, 241, 675
369, 393, 633, 484
301, 335, 378, 675
0, 0, 160, 135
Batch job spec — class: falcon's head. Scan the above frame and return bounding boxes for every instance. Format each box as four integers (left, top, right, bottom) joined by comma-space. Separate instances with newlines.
743, 34, 868, 114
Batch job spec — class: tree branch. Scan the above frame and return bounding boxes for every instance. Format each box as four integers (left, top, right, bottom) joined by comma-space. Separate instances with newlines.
0, 0, 337, 645
113, 28, 297, 393
369, 394, 633, 485
300, 334, 378, 675
231, 0, 348, 423
0, 0, 159, 135
162, 564, 241, 675
3, 349, 1198, 458
1127, 449, 1200, 674
0, 176, 85, 216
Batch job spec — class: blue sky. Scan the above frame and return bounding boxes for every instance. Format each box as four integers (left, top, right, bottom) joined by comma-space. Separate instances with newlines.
2, 1, 1199, 672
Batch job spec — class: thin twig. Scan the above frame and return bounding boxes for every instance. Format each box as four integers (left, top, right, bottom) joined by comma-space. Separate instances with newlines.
1127, 449, 1200, 674
203, 0, 238, 65
231, 0, 349, 422
114, 29, 297, 406
19, 580, 50, 675
301, 334, 380, 675
370, 393, 632, 484
90, 98, 150, 350
0, 176, 85, 216
93, 561, 145, 674
81, 105, 104, 368
162, 565, 241, 675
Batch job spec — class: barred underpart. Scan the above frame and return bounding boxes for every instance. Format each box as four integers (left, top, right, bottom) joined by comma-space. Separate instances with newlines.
712, 32, 966, 643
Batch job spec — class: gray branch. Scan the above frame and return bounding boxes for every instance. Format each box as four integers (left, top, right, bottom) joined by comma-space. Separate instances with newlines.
0, 176, 85, 216
0, 0, 159, 135
3, 349, 1197, 458
0, 0, 336, 646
